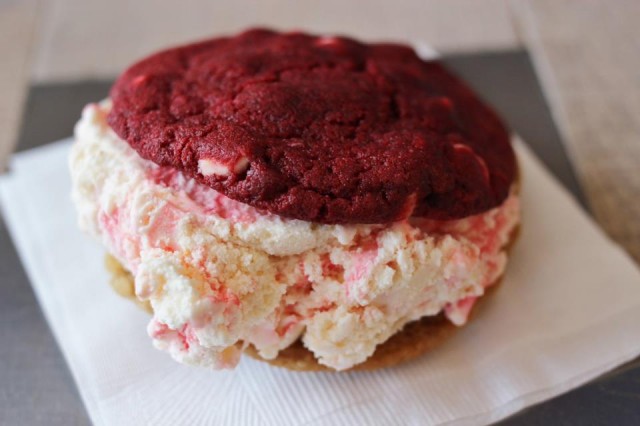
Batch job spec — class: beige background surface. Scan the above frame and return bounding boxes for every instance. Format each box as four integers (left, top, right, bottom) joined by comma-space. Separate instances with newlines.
1, 0, 639, 262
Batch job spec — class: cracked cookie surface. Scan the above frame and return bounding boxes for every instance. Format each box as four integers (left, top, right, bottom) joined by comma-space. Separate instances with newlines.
108, 28, 515, 224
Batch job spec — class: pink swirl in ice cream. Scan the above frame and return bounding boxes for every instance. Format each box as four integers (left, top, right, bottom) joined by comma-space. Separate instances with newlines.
70, 101, 520, 370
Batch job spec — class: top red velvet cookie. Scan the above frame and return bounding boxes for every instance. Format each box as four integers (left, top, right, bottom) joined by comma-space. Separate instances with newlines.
108, 29, 515, 224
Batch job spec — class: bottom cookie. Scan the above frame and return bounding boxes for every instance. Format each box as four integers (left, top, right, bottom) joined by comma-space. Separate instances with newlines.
243, 311, 459, 372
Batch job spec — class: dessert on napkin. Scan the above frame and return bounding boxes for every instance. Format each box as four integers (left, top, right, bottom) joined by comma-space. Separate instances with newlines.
69, 28, 520, 371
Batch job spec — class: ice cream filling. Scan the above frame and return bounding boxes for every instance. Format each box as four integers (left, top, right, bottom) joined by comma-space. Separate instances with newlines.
70, 101, 520, 370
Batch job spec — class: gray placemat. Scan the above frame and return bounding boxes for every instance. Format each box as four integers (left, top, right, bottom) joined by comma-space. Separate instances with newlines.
2, 50, 637, 425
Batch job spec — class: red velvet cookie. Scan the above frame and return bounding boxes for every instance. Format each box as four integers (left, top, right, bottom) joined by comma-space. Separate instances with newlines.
108, 28, 515, 224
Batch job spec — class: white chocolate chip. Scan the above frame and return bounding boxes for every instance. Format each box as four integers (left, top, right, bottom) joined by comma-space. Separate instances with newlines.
315, 37, 340, 47
132, 75, 148, 86
198, 157, 249, 177
452, 143, 473, 156
452, 144, 490, 182
396, 192, 417, 220
199, 159, 230, 176
233, 157, 249, 174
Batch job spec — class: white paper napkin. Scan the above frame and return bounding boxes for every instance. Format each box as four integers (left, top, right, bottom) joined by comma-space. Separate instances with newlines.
2, 138, 640, 426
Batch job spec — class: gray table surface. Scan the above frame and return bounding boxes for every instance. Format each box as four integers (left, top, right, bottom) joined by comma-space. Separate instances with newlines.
1, 50, 638, 425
